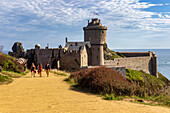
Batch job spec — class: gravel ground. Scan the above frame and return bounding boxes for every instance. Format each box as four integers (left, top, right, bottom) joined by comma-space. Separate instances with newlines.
0, 71, 169, 113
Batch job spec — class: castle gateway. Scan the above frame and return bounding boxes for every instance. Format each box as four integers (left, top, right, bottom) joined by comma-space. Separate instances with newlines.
9, 18, 158, 78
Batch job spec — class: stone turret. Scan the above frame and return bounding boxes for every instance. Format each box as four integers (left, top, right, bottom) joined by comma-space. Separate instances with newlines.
83, 18, 107, 66
35, 44, 41, 49
83, 18, 107, 44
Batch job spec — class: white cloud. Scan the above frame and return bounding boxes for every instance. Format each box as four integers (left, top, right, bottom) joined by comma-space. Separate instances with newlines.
165, 15, 170, 18
0, 0, 169, 32
158, 14, 164, 18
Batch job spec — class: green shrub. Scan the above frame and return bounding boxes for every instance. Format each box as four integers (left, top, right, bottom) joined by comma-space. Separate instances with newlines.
1, 60, 16, 71
104, 93, 115, 100
0, 60, 23, 73
0, 52, 24, 73
126, 69, 143, 85
54, 71, 70, 76
110, 55, 120, 60
0, 74, 13, 84
0, 74, 8, 82
152, 95, 170, 106
126, 69, 169, 97
104, 93, 125, 100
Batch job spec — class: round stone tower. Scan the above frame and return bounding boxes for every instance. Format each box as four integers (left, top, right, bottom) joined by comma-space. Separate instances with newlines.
83, 18, 107, 66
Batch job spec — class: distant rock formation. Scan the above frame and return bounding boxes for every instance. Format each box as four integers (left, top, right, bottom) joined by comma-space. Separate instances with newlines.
12, 42, 24, 53
9, 42, 25, 58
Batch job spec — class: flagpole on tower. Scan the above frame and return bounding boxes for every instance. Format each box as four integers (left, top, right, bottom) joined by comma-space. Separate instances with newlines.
92, 11, 99, 18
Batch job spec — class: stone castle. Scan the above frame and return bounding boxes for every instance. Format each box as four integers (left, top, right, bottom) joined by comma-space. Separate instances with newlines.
9, 18, 158, 78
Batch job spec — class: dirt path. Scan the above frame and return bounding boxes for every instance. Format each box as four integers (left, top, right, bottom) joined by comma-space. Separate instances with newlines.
0, 71, 169, 113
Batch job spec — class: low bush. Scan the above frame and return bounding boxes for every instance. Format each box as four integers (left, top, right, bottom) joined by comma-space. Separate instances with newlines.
69, 67, 132, 96
153, 95, 170, 106
104, 93, 126, 100
0, 74, 13, 84
126, 68, 169, 97
67, 67, 169, 107
104, 93, 116, 100
0, 74, 8, 82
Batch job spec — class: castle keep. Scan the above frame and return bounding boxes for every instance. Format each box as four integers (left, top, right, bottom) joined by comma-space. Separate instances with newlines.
83, 18, 107, 66
9, 18, 158, 77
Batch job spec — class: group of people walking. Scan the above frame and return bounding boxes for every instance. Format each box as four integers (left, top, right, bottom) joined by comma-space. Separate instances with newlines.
30, 62, 50, 78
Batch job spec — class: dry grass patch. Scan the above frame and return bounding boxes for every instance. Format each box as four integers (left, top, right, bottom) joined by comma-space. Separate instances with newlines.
51, 69, 70, 76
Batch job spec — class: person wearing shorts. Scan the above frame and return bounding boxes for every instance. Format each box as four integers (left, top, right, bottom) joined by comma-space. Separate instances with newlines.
45, 62, 50, 77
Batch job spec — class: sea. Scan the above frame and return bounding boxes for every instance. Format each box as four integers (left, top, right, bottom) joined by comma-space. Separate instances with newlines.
2, 49, 170, 80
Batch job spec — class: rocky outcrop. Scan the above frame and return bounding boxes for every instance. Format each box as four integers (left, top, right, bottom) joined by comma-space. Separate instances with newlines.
9, 42, 25, 58
12, 42, 24, 53
103, 43, 122, 60
8, 42, 38, 69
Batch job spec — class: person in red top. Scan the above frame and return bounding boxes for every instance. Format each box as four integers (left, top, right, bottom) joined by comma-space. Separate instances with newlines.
38, 63, 43, 77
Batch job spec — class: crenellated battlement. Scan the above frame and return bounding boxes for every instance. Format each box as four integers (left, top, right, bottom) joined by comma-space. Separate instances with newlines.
63, 50, 79, 54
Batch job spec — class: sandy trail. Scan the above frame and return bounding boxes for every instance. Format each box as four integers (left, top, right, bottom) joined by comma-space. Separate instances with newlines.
0, 71, 169, 113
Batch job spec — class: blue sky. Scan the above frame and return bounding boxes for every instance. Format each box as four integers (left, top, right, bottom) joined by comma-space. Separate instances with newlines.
0, 0, 170, 51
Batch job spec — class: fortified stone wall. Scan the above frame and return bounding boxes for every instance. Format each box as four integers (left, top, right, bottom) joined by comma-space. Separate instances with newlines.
60, 51, 81, 71
118, 52, 150, 57
83, 66, 126, 78
26, 49, 36, 68
104, 57, 152, 74
60, 48, 88, 71
35, 48, 60, 68
105, 66, 126, 78
26, 45, 88, 71
116, 52, 158, 77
